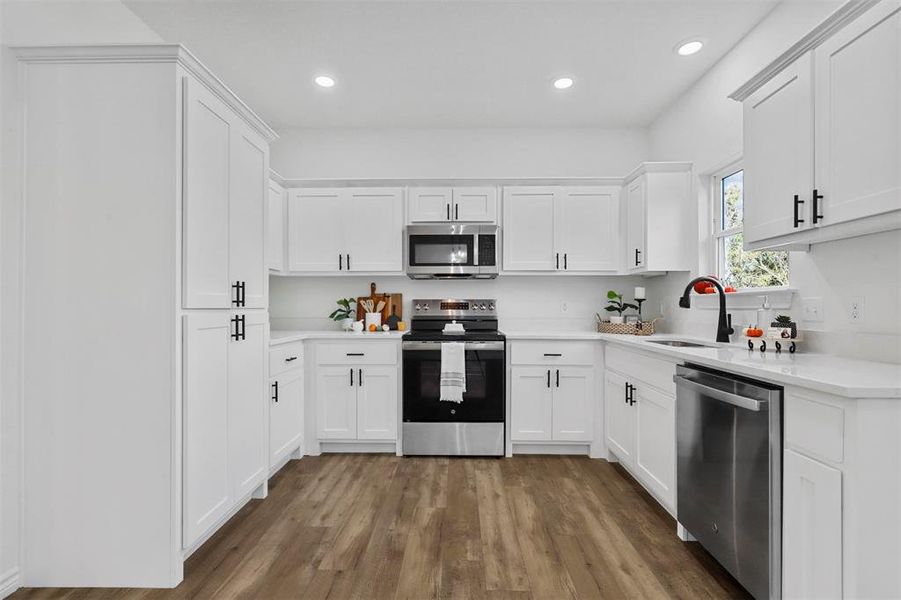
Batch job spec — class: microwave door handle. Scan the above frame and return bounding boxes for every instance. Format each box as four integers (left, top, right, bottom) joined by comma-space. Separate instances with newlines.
473, 234, 479, 269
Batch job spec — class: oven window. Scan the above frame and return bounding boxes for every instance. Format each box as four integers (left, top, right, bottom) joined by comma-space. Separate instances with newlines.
409, 235, 474, 266
403, 349, 505, 422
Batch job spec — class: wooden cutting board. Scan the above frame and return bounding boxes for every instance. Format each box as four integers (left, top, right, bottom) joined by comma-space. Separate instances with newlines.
355, 282, 402, 326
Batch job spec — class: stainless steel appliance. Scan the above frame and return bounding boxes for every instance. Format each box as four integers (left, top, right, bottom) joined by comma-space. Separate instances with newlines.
405, 224, 499, 279
675, 364, 782, 600
402, 299, 505, 456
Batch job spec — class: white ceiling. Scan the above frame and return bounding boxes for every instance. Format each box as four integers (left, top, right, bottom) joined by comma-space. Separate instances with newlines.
125, 0, 779, 130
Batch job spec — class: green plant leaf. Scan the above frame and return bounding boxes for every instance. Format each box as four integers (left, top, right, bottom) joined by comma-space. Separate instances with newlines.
606, 290, 619, 300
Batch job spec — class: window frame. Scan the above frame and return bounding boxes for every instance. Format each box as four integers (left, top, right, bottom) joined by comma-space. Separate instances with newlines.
711, 161, 744, 283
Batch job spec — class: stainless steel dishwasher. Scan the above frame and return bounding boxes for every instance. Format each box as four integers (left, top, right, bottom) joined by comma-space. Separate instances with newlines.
674, 364, 782, 600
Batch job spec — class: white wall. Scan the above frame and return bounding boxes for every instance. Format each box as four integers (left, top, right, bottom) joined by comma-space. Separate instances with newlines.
271, 127, 648, 179
271, 275, 649, 334
0, 2, 162, 594
645, 0, 901, 363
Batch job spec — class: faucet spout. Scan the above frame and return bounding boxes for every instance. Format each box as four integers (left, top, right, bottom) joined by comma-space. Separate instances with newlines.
678, 276, 734, 343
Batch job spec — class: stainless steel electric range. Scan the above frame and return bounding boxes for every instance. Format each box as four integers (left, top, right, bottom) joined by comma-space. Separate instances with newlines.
401, 299, 505, 456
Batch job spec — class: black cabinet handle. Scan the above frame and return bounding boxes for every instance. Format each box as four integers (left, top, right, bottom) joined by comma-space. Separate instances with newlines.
271, 381, 279, 403
350, 368, 354, 387
455, 203, 459, 220
634, 248, 641, 266
231, 281, 245, 307
556, 253, 560, 269
547, 370, 551, 388
447, 203, 451, 221
793, 194, 805, 228
564, 254, 567, 270
339, 254, 343, 270
230, 314, 245, 341
627, 383, 636, 405
346, 352, 365, 356
556, 369, 560, 388
359, 368, 363, 386
285, 356, 298, 362
625, 382, 631, 404
813, 189, 823, 224
543, 353, 562, 357
347, 254, 351, 270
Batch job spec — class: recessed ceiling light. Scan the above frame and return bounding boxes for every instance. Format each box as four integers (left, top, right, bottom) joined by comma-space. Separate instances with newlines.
314, 75, 336, 88
553, 77, 574, 90
676, 40, 704, 56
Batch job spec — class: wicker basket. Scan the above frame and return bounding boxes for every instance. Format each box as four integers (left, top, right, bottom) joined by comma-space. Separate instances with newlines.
597, 318, 660, 336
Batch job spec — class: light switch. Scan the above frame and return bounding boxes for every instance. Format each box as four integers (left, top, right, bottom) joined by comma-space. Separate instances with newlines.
801, 297, 824, 322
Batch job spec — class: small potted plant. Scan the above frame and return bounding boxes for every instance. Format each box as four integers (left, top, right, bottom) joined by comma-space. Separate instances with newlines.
329, 297, 357, 331
771, 314, 797, 339
604, 290, 638, 324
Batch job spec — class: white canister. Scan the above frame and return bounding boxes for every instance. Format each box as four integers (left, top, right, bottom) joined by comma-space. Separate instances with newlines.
351, 320, 365, 333
365, 312, 382, 330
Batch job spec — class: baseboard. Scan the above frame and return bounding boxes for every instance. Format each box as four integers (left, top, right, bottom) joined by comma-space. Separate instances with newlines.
0, 568, 20, 599
512, 442, 591, 455
319, 441, 396, 453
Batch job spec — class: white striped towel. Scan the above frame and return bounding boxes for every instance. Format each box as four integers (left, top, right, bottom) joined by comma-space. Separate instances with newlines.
439, 342, 466, 403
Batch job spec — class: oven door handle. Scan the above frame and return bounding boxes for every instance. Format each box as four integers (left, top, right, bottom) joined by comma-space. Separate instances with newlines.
402, 341, 505, 351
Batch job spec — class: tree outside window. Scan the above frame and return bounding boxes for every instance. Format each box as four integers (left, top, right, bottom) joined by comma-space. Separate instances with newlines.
715, 168, 789, 288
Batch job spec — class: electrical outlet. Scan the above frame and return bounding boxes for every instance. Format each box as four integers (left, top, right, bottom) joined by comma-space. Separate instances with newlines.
561, 301, 568, 313
801, 297, 824, 322
848, 296, 864, 323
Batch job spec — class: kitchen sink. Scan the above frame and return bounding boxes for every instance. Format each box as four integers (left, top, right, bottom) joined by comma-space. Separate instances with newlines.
646, 339, 717, 348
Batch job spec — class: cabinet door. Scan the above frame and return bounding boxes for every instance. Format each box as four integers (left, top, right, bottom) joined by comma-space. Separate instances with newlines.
552, 367, 594, 442
227, 311, 268, 500
814, 2, 901, 227
625, 178, 646, 272
634, 384, 675, 509
783, 449, 842, 600
183, 78, 231, 308
409, 187, 452, 222
267, 180, 285, 272
604, 371, 635, 464
502, 187, 557, 271
316, 365, 358, 439
510, 367, 553, 441
229, 125, 268, 308
453, 187, 497, 222
287, 188, 345, 272
269, 369, 303, 466
743, 53, 814, 243
346, 188, 404, 272
357, 365, 398, 440
556, 186, 619, 272
183, 313, 230, 548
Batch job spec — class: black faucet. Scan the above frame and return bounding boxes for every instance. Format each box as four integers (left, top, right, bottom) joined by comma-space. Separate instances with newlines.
678, 276, 734, 343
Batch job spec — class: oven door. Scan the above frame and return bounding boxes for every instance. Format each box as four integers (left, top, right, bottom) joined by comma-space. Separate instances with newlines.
402, 340, 505, 422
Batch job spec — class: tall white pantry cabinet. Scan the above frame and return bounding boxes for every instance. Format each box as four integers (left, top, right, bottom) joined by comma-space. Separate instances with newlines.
16, 45, 277, 588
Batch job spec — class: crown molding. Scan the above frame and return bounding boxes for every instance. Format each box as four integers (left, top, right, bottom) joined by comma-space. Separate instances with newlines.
13, 44, 278, 142
729, 0, 881, 102
277, 176, 627, 188
622, 161, 693, 183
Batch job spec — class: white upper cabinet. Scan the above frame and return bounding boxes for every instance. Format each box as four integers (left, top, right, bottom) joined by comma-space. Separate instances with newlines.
743, 54, 815, 244
346, 188, 404, 272
183, 79, 232, 309
814, 2, 901, 227
733, 1, 901, 249
229, 125, 268, 309
503, 186, 620, 272
407, 186, 497, 223
183, 78, 270, 309
287, 188, 345, 272
287, 187, 403, 273
267, 178, 285, 273
621, 164, 693, 273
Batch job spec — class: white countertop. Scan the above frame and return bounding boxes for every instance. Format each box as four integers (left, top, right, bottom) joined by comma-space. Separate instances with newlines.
504, 331, 901, 399
271, 329, 405, 346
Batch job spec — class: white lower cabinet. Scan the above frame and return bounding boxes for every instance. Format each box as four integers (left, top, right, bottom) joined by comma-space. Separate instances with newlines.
269, 342, 304, 470
782, 448, 843, 600
509, 342, 595, 445
313, 341, 399, 444
603, 346, 676, 512
183, 310, 268, 549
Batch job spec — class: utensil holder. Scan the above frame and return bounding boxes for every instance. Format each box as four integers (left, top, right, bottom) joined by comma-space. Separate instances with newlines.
365, 312, 382, 330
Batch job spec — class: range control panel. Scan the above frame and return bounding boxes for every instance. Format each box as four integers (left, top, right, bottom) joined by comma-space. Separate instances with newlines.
411, 298, 497, 317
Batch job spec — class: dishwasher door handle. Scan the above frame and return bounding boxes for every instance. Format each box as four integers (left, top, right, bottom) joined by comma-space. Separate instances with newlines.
674, 375, 766, 412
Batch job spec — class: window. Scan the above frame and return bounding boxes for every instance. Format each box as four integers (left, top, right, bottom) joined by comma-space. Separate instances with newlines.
714, 166, 789, 288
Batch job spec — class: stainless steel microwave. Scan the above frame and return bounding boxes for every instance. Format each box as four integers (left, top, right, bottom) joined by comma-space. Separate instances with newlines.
405, 224, 499, 279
